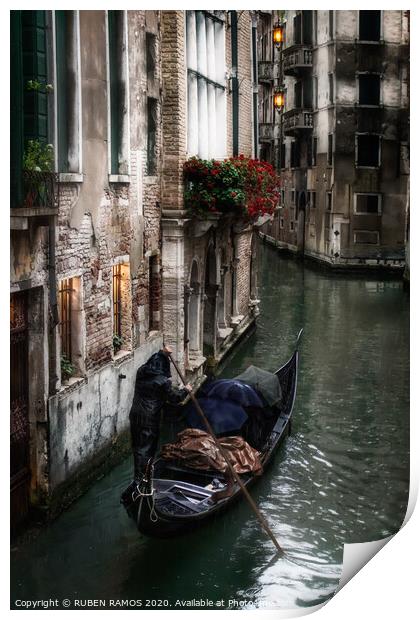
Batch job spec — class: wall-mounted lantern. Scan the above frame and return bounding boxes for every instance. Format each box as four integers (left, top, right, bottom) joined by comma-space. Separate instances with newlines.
274, 90, 285, 110
273, 21, 284, 48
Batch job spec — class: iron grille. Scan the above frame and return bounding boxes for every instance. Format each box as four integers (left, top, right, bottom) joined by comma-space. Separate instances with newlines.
59, 278, 73, 360
20, 170, 60, 209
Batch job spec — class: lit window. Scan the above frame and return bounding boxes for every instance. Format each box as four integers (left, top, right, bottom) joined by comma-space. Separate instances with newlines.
58, 276, 84, 379
112, 263, 131, 353
59, 278, 73, 362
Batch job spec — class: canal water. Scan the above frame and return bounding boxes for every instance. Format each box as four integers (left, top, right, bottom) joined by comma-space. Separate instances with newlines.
11, 245, 409, 611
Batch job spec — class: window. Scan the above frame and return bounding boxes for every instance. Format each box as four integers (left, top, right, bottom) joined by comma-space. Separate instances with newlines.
356, 134, 380, 167
354, 230, 380, 244
281, 189, 285, 204
313, 11, 318, 45
329, 11, 334, 40
58, 276, 84, 378
280, 143, 286, 169
147, 98, 157, 175
312, 136, 317, 166
293, 12, 302, 45
186, 11, 226, 158
148, 255, 160, 332
108, 11, 129, 177
112, 263, 131, 352
280, 217, 284, 229
313, 76, 318, 109
309, 191, 317, 208
328, 73, 334, 104
59, 278, 73, 363
327, 134, 333, 166
290, 189, 295, 206
354, 193, 382, 214
326, 191, 332, 211
55, 11, 81, 174
146, 32, 156, 82
358, 74, 380, 106
307, 137, 312, 167
291, 141, 300, 168
290, 220, 295, 231
359, 11, 381, 41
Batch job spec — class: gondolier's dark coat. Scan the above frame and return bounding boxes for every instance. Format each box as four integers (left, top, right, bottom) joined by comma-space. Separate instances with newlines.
129, 351, 188, 479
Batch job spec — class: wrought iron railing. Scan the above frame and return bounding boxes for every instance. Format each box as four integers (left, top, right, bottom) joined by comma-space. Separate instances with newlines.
283, 45, 313, 75
13, 170, 59, 210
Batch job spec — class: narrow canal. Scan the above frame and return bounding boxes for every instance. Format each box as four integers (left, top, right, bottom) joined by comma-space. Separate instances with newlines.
11, 244, 409, 610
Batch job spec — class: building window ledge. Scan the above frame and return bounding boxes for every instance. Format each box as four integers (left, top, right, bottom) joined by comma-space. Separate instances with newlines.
144, 176, 159, 184
230, 314, 245, 326
59, 375, 86, 394
109, 174, 131, 184
59, 172, 84, 183
112, 349, 133, 365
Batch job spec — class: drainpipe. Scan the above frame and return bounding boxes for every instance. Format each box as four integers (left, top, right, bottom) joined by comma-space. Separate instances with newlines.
230, 11, 239, 156
48, 214, 59, 395
251, 12, 259, 158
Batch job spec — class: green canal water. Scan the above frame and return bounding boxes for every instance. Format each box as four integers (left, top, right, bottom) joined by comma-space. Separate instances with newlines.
11, 245, 409, 610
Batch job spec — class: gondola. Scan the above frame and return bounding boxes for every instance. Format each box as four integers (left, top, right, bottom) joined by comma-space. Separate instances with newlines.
121, 330, 302, 538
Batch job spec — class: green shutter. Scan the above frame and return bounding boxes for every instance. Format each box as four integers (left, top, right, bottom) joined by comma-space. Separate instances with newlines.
10, 11, 24, 208
21, 10, 48, 145
55, 11, 68, 172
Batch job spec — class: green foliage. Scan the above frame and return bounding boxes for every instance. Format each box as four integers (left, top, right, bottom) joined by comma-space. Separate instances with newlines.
61, 356, 75, 382
113, 334, 124, 352
26, 80, 54, 93
23, 140, 54, 172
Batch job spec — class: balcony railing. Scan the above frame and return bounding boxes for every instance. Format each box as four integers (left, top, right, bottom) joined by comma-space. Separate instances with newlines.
283, 109, 313, 136
259, 123, 275, 142
12, 170, 59, 212
258, 61, 278, 83
282, 45, 313, 76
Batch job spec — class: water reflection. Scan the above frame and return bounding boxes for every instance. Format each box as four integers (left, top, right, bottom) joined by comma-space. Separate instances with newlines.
11, 246, 409, 610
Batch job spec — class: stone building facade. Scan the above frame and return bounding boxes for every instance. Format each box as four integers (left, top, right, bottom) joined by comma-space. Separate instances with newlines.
10, 10, 164, 527
259, 10, 409, 270
160, 10, 260, 381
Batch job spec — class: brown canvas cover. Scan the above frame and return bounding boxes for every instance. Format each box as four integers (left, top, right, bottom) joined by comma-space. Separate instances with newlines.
161, 429, 263, 474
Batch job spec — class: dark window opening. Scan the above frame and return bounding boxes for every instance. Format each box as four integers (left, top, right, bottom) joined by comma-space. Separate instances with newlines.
112, 265, 122, 339
313, 136, 317, 166
108, 10, 125, 175
359, 11, 381, 41
291, 141, 301, 168
329, 11, 334, 40
357, 134, 380, 167
355, 194, 381, 214
358, 74, 380, 105
328, 73, 334, 104
326, 192, 332, 211
59, 278, 73, 361
293, 12, 302, 45
280, 142, 286, 169
302, 11, 312, 44
146, 32, 156, 83
147, 97, 157, 175
327, 134, 333, 166
294, 81, 302, 108
307, 137, 312, 167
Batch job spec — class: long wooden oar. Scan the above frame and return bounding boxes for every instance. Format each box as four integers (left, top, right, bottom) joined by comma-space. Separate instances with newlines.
168, 352, 284, 555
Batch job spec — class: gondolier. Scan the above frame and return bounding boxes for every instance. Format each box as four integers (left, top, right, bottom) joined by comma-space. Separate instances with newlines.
129, 345, 192, 482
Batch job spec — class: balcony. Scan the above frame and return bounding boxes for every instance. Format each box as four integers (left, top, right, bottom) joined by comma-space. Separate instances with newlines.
258, 61, 278, 83
11, 170, 59, 229
283, 109, 313, 136
259, 123, 275, 142
282, 45, 313, 77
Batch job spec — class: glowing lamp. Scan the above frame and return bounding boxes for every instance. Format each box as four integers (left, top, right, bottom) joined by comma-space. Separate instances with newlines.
274, 91, 285, 110
273, 22, 284, 47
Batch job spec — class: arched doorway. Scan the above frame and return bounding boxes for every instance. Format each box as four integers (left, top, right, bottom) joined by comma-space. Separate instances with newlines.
203, 245, 217, 356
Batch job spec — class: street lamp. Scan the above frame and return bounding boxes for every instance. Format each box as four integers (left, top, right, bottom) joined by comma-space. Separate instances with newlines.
274, 90, 285, 110
273, 21, 284, 48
